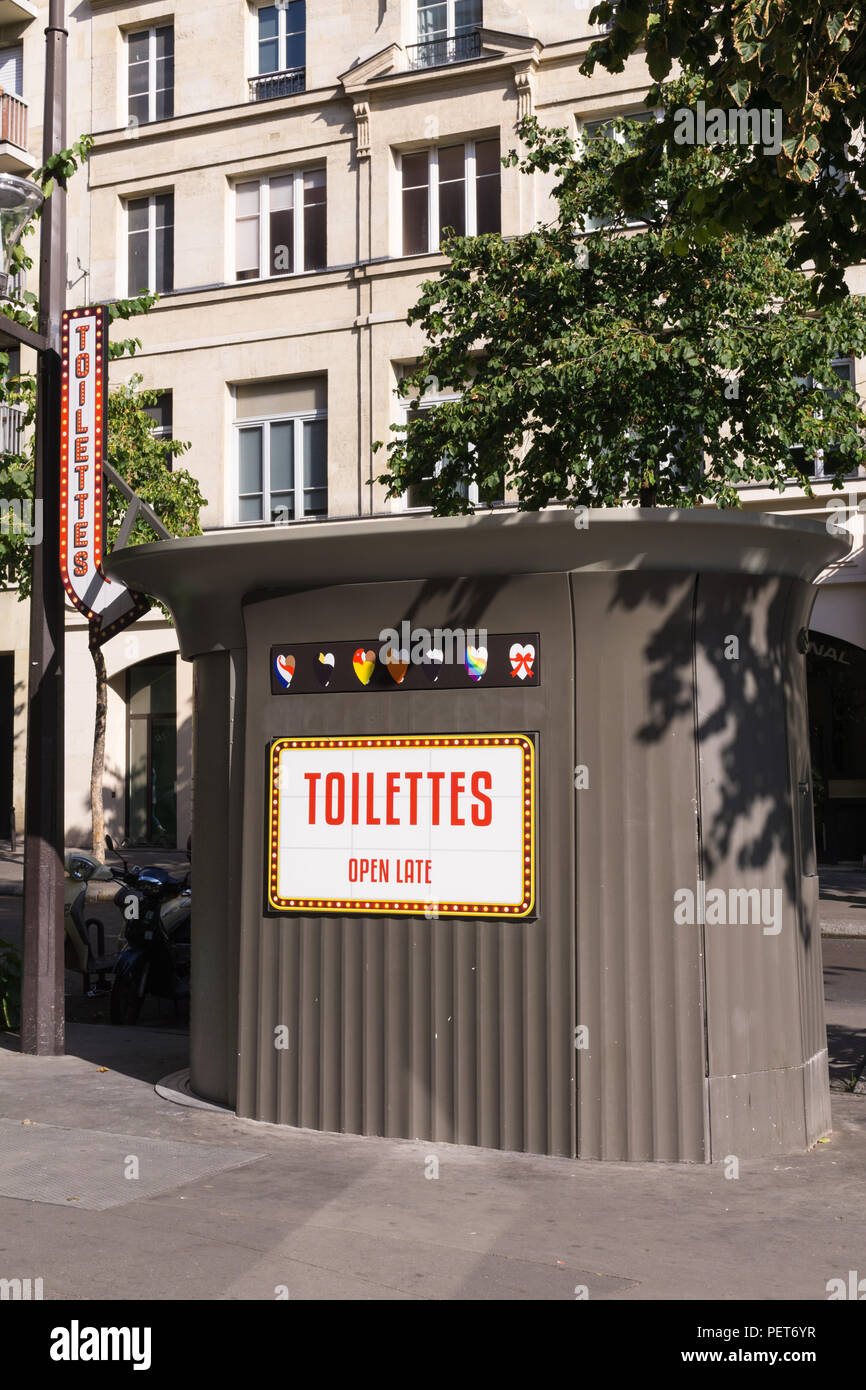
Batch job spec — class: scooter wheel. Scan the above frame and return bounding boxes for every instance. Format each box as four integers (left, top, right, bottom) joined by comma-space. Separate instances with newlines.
110, 959, 147, 1025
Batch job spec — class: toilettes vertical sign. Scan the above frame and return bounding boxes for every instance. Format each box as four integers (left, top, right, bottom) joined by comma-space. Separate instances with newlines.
267, 734, 535, 917
58, 306, 149, 645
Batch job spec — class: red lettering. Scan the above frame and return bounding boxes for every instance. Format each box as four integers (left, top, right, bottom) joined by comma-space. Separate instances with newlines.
74, 491, 88, 520
75, 409, 87, 434
450, 771, 465, 826
365, 772, 380, 825
405, 770, 421, 825
471, 770, 493, 826
74, 465, 88, 489
386, 771, 400, 825
428, 771, 444, 826
78, 381, 86, 407
304, 772, 321, 823
348, 858, 358, 883
74, 439, 89, 462
351, 771, 359, 825
325, 772, 344, 825
75, 352, 90, 378
73, 551, 87, 577
75, 323, 90, 350
424, 859, 432, 883
73, 521, 87, 548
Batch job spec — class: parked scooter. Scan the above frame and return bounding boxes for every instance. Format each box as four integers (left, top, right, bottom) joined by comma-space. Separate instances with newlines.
63, 852, 115, 995
107, 835, 191, 1025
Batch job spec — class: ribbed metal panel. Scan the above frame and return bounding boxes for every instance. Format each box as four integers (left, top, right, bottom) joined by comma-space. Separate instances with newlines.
695, 573, 830, 1157
235, 575, 576, 1155
573, 572, 707, 1162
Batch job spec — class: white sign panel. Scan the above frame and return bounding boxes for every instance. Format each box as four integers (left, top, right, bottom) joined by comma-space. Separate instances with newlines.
267, 734, 535, 917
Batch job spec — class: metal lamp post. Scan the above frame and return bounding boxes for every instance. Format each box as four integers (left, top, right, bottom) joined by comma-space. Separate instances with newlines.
0, 2, 68, 1055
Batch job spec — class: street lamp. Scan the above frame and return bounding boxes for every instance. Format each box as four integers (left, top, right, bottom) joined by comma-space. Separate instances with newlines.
0, 174, 43, 297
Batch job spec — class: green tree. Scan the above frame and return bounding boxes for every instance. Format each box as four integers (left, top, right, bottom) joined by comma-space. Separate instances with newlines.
581, 1, 866, 298
375, 107, 866, 513
0, 145, 206, 858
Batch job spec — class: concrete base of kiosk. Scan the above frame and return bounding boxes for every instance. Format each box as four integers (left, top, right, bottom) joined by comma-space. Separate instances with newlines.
107, 508, 845, 1161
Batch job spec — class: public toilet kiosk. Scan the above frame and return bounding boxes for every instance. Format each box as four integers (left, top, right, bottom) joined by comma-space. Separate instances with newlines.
107, 507, 846, 1162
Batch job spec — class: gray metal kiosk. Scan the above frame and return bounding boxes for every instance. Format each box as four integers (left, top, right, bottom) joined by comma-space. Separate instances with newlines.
107, 508, 845, 1162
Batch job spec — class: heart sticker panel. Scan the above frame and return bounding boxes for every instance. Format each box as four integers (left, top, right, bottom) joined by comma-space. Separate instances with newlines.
269, 635, 541, 693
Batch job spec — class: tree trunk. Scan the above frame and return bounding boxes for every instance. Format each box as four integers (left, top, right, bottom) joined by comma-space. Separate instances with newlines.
90, 642, 107, 861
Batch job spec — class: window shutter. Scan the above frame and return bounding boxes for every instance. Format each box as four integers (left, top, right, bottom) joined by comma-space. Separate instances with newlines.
0, 46, 23, 97
235, 376, 326, 418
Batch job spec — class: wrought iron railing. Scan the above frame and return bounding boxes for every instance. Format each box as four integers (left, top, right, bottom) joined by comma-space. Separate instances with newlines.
248, 68, 306, 102
407, 29, 482, 70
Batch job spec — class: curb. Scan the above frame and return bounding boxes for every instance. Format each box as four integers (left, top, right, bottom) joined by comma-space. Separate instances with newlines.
155, 1068, 232, 1113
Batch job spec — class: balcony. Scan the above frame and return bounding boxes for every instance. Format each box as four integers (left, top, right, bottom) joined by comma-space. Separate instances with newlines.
248, 68, 306, 102
0, 404, 25, 456
407, 29, 482, 71
0, 92, 34, 174
0, 1, 37, 22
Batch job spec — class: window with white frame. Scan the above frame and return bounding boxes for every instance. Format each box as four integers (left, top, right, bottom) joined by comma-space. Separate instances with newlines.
235, 377, 327, 523
400, 137, 500, 255
577, 110, 660, 230
790, 358, 858, 479
143, 391, 173, 444
235, 170, 326, 280
128, 26, 174, 126
395, 373, 504, 510
257, 2, 305, 76
413, 0, 482, 67
127, 193, 173, 295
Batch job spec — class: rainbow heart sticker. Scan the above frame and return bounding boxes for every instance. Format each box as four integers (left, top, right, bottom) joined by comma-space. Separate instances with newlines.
352, 647, 376, 686
274, 653, 295, 689
316, 651, 335, 688
465, 646, 488, 682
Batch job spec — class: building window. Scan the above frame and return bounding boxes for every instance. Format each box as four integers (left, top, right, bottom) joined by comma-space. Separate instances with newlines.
235, 170, 325, 280
397, 376, 504, 510
251, 2, 306, 100
127, 655, 177, 848
401, 137, 500, 254
577, 111, 659, 229
128, 26, 174, 126
0, 45, 23, 97
235, 376, 327, 522
412, 0, 482, 68
791, 358, 857, 480
127, 193, 174, 295
143, 391, 172, 443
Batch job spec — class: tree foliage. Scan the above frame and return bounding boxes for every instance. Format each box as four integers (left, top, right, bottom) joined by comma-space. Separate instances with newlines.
375, 103, 866, 514
582, 1, 866, 298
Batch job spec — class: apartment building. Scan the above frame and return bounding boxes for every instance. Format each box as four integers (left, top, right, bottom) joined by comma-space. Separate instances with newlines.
0, 1, 863, 861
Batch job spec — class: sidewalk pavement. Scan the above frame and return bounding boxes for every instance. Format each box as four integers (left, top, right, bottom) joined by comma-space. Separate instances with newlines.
0, 1021, 863, 1301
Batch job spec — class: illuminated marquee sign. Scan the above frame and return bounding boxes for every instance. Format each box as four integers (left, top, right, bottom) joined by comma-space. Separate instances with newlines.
59, 306, 149, 645
267, 734, 535, 917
